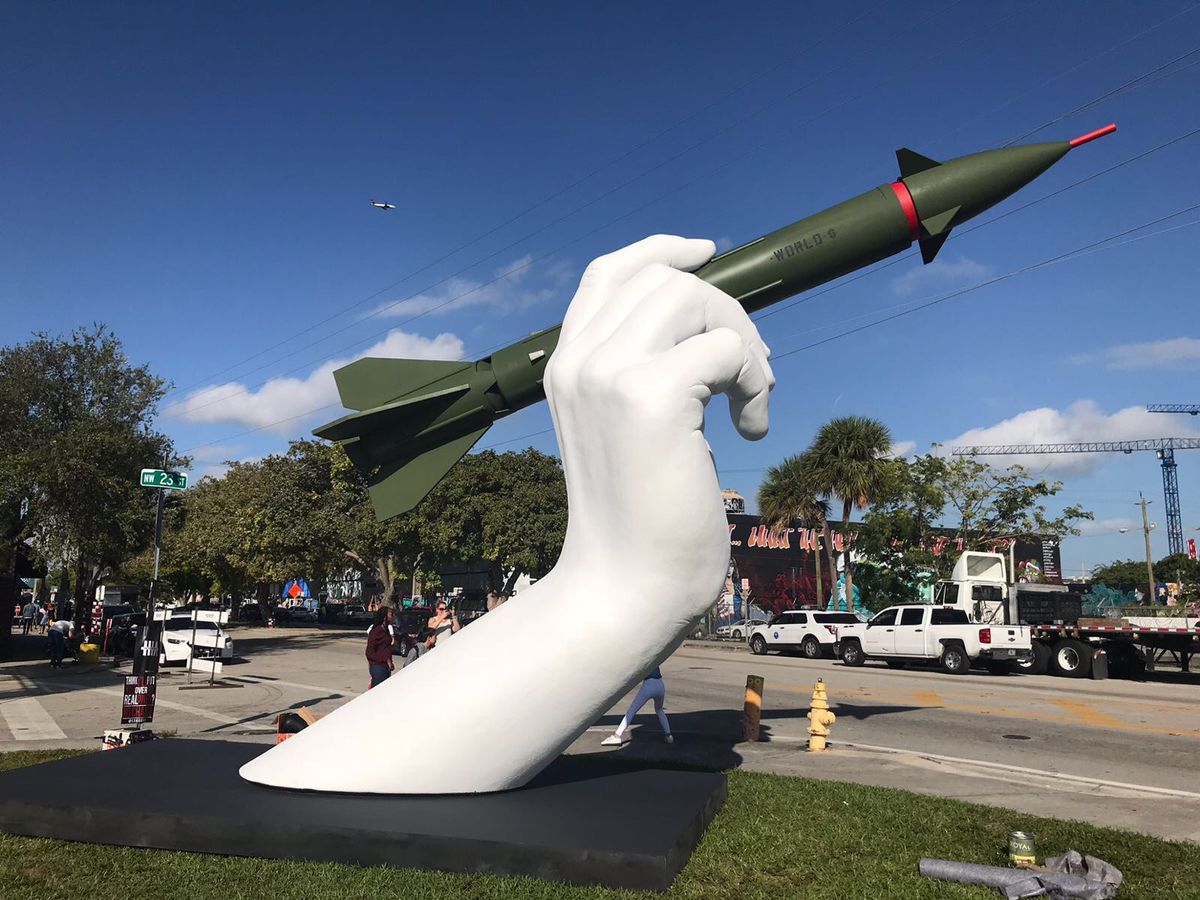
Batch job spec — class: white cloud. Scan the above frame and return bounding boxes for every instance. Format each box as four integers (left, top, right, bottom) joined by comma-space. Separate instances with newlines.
889, 256, 993, 298
887, 440, 917, 459
368, 255, 572, 319
1071, 337, 1200, 371
942, 400, 1200, 475
165, 329, 466, 432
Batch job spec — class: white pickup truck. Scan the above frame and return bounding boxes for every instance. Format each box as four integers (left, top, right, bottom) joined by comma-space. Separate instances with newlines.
835, 604, 1033, 675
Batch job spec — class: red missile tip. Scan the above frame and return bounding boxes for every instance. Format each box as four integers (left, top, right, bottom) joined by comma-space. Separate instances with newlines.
1069, 123, 1117, 148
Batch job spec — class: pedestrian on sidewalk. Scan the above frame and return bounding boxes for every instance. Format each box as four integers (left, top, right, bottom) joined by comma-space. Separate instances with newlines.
366, 607, 395, 688
47, 624, 68, 668
602, 666, 673, 746
20, 599, 38, 635
427, 600, 460, 644
401, 627, 437, 668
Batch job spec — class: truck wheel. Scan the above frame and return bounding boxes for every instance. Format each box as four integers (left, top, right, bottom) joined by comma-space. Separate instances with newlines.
1016, 640, 1051, 675
749, 635, 768, 656
1051, 639, 1093, 678
840, 640, 864, 667
940, 643, 970, 675
801, 636, 823, 659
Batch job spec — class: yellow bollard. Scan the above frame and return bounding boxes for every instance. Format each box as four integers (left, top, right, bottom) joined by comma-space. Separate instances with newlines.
807, 678, 836, 752
743, 674, 764, 742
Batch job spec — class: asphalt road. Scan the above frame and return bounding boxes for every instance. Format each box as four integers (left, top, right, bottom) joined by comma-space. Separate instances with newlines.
2, 626, 1197, 839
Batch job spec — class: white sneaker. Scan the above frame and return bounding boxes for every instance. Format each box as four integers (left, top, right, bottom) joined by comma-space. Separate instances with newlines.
664, 734, 674, 745
601, 734, 624, 746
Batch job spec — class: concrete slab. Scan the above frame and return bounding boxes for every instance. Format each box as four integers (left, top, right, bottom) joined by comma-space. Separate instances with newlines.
0, 739, 726, 891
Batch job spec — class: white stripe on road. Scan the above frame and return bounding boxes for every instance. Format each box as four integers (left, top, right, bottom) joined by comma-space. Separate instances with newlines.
0, 698, 68, 740
839, 739, 1200, 801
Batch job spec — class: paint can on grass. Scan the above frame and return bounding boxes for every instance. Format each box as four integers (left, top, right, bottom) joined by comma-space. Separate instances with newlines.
1009, 831, 1037, 867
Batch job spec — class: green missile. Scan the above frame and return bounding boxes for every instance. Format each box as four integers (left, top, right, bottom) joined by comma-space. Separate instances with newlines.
316, 124, 1116, 519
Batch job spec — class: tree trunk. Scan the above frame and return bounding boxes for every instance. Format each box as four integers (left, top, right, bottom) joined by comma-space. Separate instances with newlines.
841, 499, 854, 612
822, 522, 837, 608
811, 531, 823, 608
501, 568, 523, 596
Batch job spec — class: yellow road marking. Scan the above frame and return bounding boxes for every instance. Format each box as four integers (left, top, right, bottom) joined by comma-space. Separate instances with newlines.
1048, 698, 1128, 730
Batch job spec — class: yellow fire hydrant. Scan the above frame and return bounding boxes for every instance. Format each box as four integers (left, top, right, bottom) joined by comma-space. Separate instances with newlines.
807, 678, 836, 752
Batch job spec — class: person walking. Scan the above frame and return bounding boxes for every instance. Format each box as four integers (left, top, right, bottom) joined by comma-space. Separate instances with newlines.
20, 598, 38, 635
366, 607, 395, 688
602, 666, 673, 745
427, 600, 460, 644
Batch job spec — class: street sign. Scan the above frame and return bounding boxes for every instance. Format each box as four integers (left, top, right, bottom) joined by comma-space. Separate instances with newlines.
121, 674, 156, 725
140, 468, 188, 490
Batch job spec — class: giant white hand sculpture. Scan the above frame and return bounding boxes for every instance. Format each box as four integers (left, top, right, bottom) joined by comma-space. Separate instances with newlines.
239, 235, 774, 794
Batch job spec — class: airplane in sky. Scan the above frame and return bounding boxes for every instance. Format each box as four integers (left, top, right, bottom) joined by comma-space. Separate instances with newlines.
370, 199, 396, 210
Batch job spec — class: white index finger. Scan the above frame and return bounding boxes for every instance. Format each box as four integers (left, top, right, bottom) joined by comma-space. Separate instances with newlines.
560, 235, 715, 343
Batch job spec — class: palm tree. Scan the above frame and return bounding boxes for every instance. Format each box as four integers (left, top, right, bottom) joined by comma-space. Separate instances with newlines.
758, 455, 831, 608
801, 416, 893, 612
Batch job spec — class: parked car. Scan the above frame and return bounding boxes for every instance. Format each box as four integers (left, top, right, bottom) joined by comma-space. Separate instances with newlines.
236, 602, 263, 622
834, 605, 1032, 675
748, 610, 864, 658
716, 619, 766, 640
158, 617, 235, 665
340, 605, 373, 626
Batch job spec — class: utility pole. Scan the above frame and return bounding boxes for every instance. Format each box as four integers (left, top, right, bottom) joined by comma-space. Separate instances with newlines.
1139, 494, 1155, 606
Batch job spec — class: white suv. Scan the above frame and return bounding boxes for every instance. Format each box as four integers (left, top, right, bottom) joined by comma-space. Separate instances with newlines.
749, 610, 864, 658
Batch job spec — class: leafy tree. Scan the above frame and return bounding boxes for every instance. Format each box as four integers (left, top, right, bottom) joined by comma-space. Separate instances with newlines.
0, 326, 175, 639
1090, 559, 1152, 588
858, 454, 1092, 593
757, 455, 831, 606
414, 449, 567, 593
801, 416, 894, 616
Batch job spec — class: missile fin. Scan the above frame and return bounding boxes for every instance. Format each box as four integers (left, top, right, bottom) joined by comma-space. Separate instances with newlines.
367, 426, 490, 520
896, 148, 940, 178
333, 357, 472, 411
313, 383, 471, 443
920, 206, 960, 238
919, 232, 950, 264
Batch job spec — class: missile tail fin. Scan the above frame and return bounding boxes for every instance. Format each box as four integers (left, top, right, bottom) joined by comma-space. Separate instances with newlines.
333, 357, 472, 411
896, 148, 940, 178
919, 232, 950, 264
314, 383, 471, 443
917, 205, 960, 264
367, 425, 490, 520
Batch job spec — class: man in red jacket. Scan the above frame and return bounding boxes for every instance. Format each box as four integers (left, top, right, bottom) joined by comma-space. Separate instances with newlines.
366, 607, 395, 688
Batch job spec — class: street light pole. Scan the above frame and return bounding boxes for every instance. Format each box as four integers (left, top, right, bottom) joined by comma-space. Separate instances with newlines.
1139, 494, 1155, 605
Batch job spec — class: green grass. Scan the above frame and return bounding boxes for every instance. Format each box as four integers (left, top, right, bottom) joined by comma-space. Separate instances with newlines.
1, 750, 1197, 899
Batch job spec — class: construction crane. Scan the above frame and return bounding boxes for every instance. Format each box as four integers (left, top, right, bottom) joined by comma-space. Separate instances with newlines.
952, 437, 1200, 556
1146, 404, 1200, 415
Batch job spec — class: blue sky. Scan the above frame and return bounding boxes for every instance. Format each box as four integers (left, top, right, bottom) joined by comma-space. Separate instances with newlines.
5, 0, 1200, 573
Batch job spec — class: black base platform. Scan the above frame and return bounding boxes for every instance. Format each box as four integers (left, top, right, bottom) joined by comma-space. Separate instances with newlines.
0, 739, 725, 891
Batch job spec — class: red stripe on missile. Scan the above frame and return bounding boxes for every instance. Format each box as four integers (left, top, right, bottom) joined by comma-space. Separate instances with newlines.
1069, 123, 1116, 148
891, 181, 920, 240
